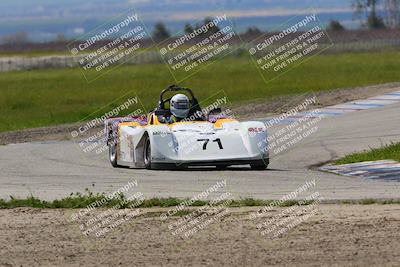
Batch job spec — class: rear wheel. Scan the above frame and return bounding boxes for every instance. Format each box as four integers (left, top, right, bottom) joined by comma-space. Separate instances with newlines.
144, 135, 152, 169
109, 142, 121, 168
250, 160, 269, 170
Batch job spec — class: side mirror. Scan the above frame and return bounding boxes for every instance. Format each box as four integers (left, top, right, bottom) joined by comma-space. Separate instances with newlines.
155, 109, 164, 116
155, 109, 171, 117
208, 108, 222, 115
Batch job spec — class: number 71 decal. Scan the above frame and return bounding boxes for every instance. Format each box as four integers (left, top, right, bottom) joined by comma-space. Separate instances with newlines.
197, 138, 223, 150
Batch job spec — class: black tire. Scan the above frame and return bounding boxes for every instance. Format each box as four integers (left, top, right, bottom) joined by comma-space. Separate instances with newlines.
216, 165, 228, 170
250, 160, 269, 170
109, 142, 120, 168
144, 135, 152, 170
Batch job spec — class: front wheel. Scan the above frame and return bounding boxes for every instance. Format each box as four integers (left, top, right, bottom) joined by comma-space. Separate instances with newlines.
143, 135, 152, 169
216, 165, 229, 170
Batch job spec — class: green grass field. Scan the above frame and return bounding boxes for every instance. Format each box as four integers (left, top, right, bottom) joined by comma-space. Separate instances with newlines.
0, 51, 399, 132
334, 142, 400, 165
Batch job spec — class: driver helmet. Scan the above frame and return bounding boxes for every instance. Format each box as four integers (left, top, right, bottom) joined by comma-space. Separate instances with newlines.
170, 94, 190, 119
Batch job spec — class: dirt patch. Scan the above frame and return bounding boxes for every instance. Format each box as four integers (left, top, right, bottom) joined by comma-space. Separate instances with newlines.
0, 205, 399, 266
0, 122, 102, 146
1, 82, 400, 145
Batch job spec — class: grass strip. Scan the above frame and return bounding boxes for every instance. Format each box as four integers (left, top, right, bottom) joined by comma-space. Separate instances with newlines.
334, 142, 400, 165
1, 192, 399, 209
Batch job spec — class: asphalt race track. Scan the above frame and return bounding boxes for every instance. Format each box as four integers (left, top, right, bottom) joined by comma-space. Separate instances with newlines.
0, 99, 399, 201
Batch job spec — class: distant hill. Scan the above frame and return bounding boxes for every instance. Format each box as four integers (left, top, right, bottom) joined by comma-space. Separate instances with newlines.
0, 0, 356, 42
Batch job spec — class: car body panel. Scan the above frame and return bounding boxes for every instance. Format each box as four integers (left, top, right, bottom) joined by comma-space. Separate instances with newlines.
105, 116, 269, 169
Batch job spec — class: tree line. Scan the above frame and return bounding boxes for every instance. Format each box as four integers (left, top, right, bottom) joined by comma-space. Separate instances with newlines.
353, 0, 400, 29
153, 1, 400, 41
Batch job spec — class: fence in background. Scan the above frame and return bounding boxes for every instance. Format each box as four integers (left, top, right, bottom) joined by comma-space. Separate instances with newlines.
0, 50, 164, 72
0, 39, 399, 73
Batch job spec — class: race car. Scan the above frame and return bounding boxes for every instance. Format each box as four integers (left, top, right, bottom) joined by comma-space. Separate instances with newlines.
105, 85, 269, 170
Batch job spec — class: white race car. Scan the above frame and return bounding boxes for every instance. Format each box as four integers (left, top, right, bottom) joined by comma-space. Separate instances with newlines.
105, 85, 269, 170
